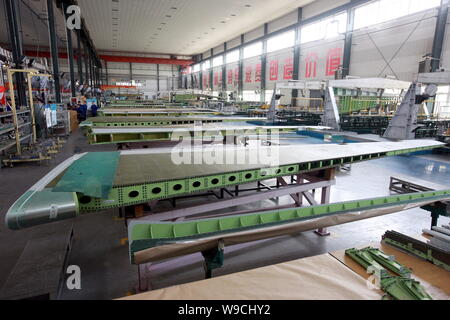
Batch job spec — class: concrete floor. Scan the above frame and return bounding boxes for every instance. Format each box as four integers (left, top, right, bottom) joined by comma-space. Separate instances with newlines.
0, 130, 449, 300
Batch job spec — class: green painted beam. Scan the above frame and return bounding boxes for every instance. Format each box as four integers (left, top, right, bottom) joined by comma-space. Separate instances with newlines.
98, 110, 220, 117
87, 127, 300, 145
80, 117, 264, 129
128, 189, 450, 264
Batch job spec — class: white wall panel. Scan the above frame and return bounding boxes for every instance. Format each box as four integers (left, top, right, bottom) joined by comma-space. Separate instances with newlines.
268, 10, 298, 33
440, 8, 450, 70
244, 26, 265, 43
203, 50, 212, 59
243, 56, 262, 91
266, 48, 294, 90
225, 62, 239, 91
303, 0, 349, 20
350, 9, 437, 81
213, 44, 225, 54
300, 37, 345, 80
227, 36, 242, 50
212, 67, 223, 91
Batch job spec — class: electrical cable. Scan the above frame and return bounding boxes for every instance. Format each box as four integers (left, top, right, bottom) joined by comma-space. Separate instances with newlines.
377, 12, 428, 78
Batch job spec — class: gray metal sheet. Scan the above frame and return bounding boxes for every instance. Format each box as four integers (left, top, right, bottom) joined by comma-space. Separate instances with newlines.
113, 140, 443, 186
87, 116, 265, 123
91, 125, 303, 134
102, 108, 217, 114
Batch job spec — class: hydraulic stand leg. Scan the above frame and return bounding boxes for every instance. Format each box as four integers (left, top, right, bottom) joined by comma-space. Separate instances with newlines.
201, 240, 225, 279
316, 169, 335, 237
137, 263, 152, 292
421, 202, 448, 229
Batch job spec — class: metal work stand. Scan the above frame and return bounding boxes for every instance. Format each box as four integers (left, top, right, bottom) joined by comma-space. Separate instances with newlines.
389, 176, 450, 229
131, 168, 338, 292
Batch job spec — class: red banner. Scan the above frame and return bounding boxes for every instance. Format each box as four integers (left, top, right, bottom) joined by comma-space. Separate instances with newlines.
227, 70, 233, 85
305, 53, 318, 78
283, 58, 293, 80
326, 48, 342, 76
203, 73, 209, 88
245, 66, 252, 83
255, 63, 262, 82
269, 60, 279, 81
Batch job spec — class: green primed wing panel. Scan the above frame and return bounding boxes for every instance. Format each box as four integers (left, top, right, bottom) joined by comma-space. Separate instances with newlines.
53, 152, 120, 199
128, 190, 450, 263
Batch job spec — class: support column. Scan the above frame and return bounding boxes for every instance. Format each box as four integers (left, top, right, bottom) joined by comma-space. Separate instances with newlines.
292, 8, 303, 105
222, 43, 227, 94
129, 62, 133, 82
90, 54, 94, 88
84, 42, 89, 86
431, 0, 449, 71
342, 2, 356, 78
171, 64, 174, 90
47, 0, 61, 103
238, 34, 244, 100
88, 52, 93, 88
76, 31, 83, 85
4, 0, 26, 106
63, 3, 76, 97
105, 60, 108, 85
156, 64, 160, 92
209, 49, 214, 92
260, 24, 268, 104
315, 168, 335, 237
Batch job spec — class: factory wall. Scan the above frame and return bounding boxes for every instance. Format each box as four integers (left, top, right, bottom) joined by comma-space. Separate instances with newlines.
350, 9, 438, 80
104, 60, 180, 97
266, 47, 295, 104
242, 56, 262, 101
226, 62, 240, 93
440, 7, 450, 70
182, 0, 449, 105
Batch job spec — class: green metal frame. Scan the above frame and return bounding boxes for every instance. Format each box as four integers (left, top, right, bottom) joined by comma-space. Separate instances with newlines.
382, 231, 450, 272
81, 117, 254, 128
87, 127, 299, 145
346, 247, 432, 300
98, 110, 220, 117
384, 238, 450, 272
128, 189, 450, 264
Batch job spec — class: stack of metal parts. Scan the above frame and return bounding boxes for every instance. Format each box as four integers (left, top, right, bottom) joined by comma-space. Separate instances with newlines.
382, 231, 450, 272
345, 247, 432, 300
2, 137, 65, 168
422, 225, 450, 253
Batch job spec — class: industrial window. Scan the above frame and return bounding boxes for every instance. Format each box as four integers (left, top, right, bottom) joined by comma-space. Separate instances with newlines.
300, 12, 347, 44
354, 0, 441, 30
202, 60, 211, 71
213, 56, 224, 67
267, 31, 296, 53
243, 42, 263, 59
226, 50, 240, 64
193, 64, 201, 72
243, 90, 260, 102
435, 86, 450, 118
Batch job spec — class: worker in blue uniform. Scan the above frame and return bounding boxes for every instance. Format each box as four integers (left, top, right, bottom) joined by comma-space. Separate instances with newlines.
77, 103, 88, 122
90, 102, 100, 117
